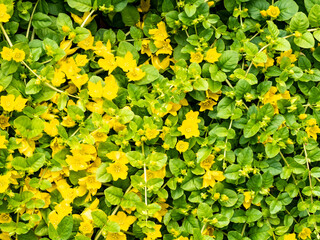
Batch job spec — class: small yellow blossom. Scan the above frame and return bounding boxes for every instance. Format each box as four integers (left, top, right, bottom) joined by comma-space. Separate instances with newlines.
149, 21, 168, 42
75, 54, 89, 66
78, 34, 94, 50
127, 67, 146, 81
202, 170, 225, 188
276, 49, 297, 65
199, 99, 217, 111
200, 155, 215, 170
243, 191, 253, 209
260, 10, 267, 18
144, 224, 162, 240
44, 119, 59, 137
103, 75, 118, 100
1, 46, 12, 61
0, 4, 11, 23
205, 47, 221, 63
190, 52, 203, 63
145, 128, 159, 140
266, 5, 280, 18
178, 119, 200, 139
298, 228, 312, 240
176, 140, 189, 153
12, 48, 25, 62
79, 220, 94, 235
0, 174, 10, 193
284, 233, 297, 240
88, 81, 104, 98
106, 232, 126, 240
106, 162, 128, 181
108, 211, 136, 231
299, 114, 307, 120
117, 52, 137, 72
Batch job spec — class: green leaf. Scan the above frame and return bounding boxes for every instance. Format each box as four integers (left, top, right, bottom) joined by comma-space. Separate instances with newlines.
67, 0, 92, 12
121, 5, 140, 26
56, 13, 73, 34
265, 143, 280, 158
121, 192, 141, 208
74, 27, 90, 43
305, 0, 320, 12
294, 32, 315, 48
103, 221, 120, 233
25, 78, 42, 95
117, 41, 139, 61
243, 120, 260, 138
274, 0, 298, 21
91, 210, 108, 228
14, 116, 44, 139
269, 199, 282, 214
246, 208, 262, 223
57, 216, 73, 240
147, 152, 167, 171
308, 4, 320, 27
290, 12, 309, 32
238, 147, 253, 166
104, 186, 123, 205
32, 12, 52, 29
311, 167, 320, 177
273, 38, 291, 51
26, 153, 46, 172
267, 20, 279, 38
218, 50, 239, 72
244, 42, 258, 58
253, 51, 267, 64
135, 65, 160, 85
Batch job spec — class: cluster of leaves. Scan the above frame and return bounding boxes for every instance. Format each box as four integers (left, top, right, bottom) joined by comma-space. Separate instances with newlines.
1, 0, 320, 239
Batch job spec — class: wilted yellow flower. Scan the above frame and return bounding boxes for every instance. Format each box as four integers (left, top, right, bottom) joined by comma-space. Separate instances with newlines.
199, 99, 217, 111
243, 191, 253, 209
0, 213, 12, 223
0, 115, 10, 129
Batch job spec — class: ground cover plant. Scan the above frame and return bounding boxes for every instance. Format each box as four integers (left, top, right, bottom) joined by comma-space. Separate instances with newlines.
0, 0, 320, 239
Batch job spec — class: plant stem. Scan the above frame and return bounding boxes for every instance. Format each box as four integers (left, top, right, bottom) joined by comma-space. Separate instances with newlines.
304, 144, 313, 204
26, 0, 39, 39
223, 119, 233, 169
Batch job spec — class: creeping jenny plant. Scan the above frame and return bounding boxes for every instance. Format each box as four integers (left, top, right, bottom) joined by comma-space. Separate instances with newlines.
0, 0, 320, 239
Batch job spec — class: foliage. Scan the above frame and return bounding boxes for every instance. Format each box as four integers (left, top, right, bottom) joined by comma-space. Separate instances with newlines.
0, 0, 319, 239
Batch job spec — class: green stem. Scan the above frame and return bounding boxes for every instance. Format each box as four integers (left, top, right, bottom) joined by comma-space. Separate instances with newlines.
26, 0, 39, 39
304, 144, 313, 204
223, 119, 233, 169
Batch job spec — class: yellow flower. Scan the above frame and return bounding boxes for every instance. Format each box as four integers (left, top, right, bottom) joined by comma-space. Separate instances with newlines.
155, 39, 173, 55
0, 94, 16, 112
266, 5, 280, 18
306, 125, 320, 140
55, 200, 72, 218
71, 12, 96, 26
307, 118, 317, 126
0, 115, 10, 129
190, 52, 203, 63
141, 39, 152, 56
185, 110, 201, 123
205, 47, 221, 63
176, 140, 189, 153
48, 211, 63, 229
202, 170, 225, 188
116, 52, 137, 72
276, 49, 297, 65
16, 138, 35, 157
79, 220, 94, 235
284, 233, 297, 240
0, 137, 7, 148
178, 119, 200, 139
108, 211, 136, 231
298, 228, 311, 240
61, 115, 76, 128
127, 67, 146, 81
153, 202, 169, 222
260, 10, 267, 18
75, 54, 89, 67
145, 224, 162, 240
12, 48, 25, 62
0, 232, 11, 240
14, 95, 28, 112
86, 99, 104, 114
253, 50, 274, 68
199, 99, 217, 111
88, 81, 104, 98
106, 232, 126, 240
71, 74, 89, 89
200, 155, 215, 170
91, 130, 108, 142
0, 213, 11, 223
103, 75, 118, 100
52, 69, 66, 87
98, 53, 117, 73
0, 174, 10, 193
145, 128, 159, 140
151, 55, 170, 70
66, 155, 89, 171
243, 191, 253, 209
106, 162, 128, 181
0, 4, 11, 23
174, 237, 189, 240
44, 119, 59, 137
106, 151, 128, 164
78, 174, 102, 191
1, 46, 13, 61
149, 21, 168, 42
78, 34, 94, 50
299, 114, 308, 120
